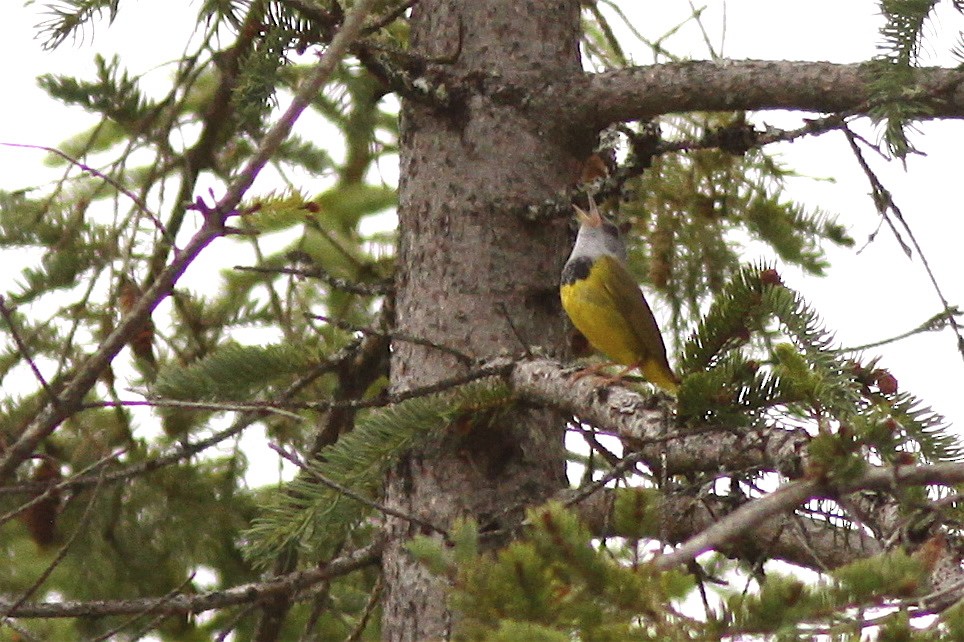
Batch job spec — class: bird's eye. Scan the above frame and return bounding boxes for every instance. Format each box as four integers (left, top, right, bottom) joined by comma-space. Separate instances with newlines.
602, 221, 620, 237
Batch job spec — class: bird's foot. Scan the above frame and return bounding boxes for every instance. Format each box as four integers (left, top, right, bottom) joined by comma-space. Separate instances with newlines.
570, 362, 635, 386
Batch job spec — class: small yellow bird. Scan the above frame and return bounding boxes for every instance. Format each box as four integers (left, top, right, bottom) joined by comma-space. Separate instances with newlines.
560, 200, 680, 394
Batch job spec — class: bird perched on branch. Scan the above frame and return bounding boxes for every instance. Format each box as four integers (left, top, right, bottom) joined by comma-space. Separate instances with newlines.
560, 199, 680, 395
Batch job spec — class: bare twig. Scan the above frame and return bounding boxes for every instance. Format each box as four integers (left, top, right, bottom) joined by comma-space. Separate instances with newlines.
78, 360, 507, 419
654, 479, 822, 570
844, 127, 964, 363
215, 604, 260, 642
82, 397, 309, 421
0, 143, 170, 240
233, 264, 393, 296
90, 574, 197, 642
1, 541, 382, 619
564, 451, 650, 508
653, 461, 964, 571
343, 575, 383, 642
839, 306, 963, 352
0, 617, 40, 642
311, 313, 473, 365
0, 340, 368, 499
0, 449, 123, 528
0, 297, 59, 408
362, 0, 419, 35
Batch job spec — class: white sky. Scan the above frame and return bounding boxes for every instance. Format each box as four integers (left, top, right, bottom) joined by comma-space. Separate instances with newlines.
2, 0, 963, 441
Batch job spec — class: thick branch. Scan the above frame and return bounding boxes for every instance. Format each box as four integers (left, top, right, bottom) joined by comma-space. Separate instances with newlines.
511, 359, 810, 478
655, 462, 964, 571
528, 60, 964, 130
573, 489, 882, 572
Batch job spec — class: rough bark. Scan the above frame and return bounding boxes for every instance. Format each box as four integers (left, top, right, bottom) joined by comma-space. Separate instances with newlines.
542, 61, 964, 128
382, 1, 585, 640
441, 60, 964, 131
512, 359, 811, 478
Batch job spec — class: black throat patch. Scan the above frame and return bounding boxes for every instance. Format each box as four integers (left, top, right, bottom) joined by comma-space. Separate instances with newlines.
561, 256, 592, 286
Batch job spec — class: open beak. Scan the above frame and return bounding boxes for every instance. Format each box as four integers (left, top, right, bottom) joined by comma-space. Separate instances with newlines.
573, 195, 603, 228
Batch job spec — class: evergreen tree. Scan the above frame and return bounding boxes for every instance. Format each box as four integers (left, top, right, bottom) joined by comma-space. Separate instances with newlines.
1, 1, 963, 640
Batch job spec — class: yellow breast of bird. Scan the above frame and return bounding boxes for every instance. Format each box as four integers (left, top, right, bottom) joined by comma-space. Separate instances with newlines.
559, 255, 647, 367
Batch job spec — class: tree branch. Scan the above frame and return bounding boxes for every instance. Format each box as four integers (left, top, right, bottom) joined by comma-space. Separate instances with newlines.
571, 488, 882, 572
654, 462, 964, 571
533, 60, 964, 130
510, 359, 810, 478
2, 542, 381, 619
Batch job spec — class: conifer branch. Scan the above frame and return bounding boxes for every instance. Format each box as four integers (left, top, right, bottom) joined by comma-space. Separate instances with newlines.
0, 142, 169, 240
269, 443, 449, 536
0, 0, 380, 483
0, 338, 369, 498
2, 470, 107, 618
513, 357, 964, 582
0, 542, 382, 619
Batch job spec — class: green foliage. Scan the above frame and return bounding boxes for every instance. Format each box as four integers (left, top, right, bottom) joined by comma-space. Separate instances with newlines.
622, 116, 854, 338
243, 381, 516, 567
0, 2, 404, 636
0, 456, 257, 639
677, 264, 960, 470
38, 54, 152, 127
610, 487, 663, 539
37, 0, 121, 50
0, 185, 118, 306
941, 600, 964, 640
831, 548, 925, 601
869, 0, 948, 157
154, 341, 317, 400
233, 28, 291, 133
410, 503, 695, 641
723, 573, 823, 635
717, 549, 933, 638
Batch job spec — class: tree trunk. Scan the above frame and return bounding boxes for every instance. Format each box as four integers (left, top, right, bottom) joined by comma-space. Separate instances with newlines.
382, 1, 584, 639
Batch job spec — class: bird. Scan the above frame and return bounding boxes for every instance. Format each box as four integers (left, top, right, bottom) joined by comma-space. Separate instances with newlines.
559, 199, 680, 395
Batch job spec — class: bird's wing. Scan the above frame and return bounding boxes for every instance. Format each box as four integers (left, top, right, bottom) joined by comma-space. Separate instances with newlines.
596, 255, 670, 363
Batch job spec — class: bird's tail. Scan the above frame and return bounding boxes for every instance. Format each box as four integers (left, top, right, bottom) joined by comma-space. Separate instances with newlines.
642, 360, 680, 396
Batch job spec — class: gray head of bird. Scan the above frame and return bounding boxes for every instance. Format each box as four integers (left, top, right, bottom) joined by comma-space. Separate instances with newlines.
569, 201, 627, 262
